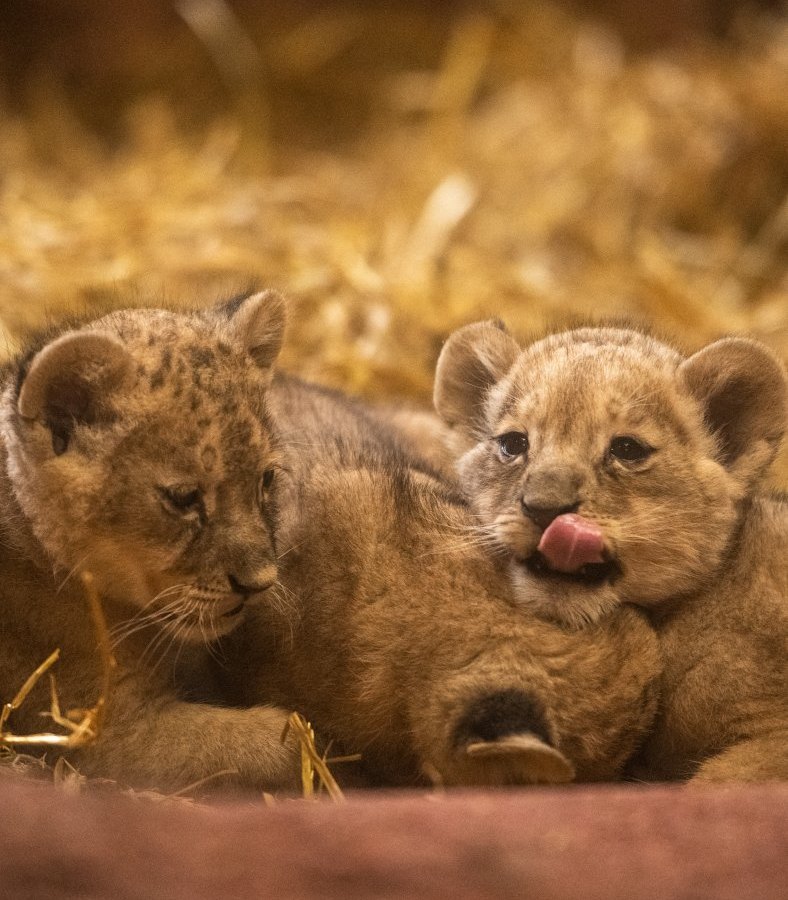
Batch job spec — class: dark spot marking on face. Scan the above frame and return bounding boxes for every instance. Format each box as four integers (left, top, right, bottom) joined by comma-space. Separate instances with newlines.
222, 398, 238, 415
453, 689, 553, 749
231, 419, 254, 447
188, 345, 217, 370
201, 444, 218, 472
136, 363, 147, 378
190, 393, 202, 412
197, 417, 212, 430
216, 341, 232, 357
149, 348, 173, 391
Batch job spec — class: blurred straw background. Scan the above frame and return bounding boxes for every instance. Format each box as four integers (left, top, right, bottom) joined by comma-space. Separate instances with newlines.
0, 0, 786, 482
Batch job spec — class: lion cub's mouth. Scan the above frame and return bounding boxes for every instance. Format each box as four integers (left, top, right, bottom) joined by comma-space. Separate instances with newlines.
221, 602, 246, 619
521, 552, 621, 587
518, 512, 621, 587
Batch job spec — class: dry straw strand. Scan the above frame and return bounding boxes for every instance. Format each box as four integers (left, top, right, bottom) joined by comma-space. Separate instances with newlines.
282, 711, 348, 803
0, 571, 116, 750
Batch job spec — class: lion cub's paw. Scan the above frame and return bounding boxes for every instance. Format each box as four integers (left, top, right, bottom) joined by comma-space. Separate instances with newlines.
464, 733, 574, 784
445, 689, 575, 786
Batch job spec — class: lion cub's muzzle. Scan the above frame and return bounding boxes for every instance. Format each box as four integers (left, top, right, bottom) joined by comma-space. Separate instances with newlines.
519, 511, 622, 587
224, 565, 277, 615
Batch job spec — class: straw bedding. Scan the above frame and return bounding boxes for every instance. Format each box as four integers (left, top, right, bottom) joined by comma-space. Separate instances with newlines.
1, 2, 785, 492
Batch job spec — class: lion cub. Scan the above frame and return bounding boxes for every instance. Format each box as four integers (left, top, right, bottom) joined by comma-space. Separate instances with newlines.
434, 322, 788, 781
0, 292, 300, 792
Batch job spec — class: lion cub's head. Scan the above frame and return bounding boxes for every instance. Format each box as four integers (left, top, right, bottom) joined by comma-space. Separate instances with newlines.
434, 322, 787, 627
2, 291, 286, 642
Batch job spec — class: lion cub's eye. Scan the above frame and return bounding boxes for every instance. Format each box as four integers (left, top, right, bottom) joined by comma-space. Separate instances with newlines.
608, 436, 654, 463
496, 431, 529, 460
158, 485, 204, 517
258, 468, 276, 508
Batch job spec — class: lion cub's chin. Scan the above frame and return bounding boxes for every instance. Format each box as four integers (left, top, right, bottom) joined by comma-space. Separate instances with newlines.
508, 562, 622, 629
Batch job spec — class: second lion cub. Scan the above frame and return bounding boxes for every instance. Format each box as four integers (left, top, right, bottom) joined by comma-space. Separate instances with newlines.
434, 322, 788, 782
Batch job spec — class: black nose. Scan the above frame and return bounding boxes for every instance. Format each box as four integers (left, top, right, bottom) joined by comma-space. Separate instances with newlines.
520, 500, 579, 529
227, 573, 273, 596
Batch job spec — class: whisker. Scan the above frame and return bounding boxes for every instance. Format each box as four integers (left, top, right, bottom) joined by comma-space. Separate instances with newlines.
109, 585, 190, 640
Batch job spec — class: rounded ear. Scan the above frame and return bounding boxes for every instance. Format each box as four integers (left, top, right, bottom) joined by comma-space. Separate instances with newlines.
679, 337, 788, 484
434, 320, 520, 437
17, 331, 131, 455
215, 290, 287, 372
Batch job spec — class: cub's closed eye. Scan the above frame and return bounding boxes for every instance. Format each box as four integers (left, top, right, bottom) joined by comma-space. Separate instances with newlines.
257, 468, 277, 510
497, 431, 529, 460
158, 485, 204, 516
608, 435, 654, 463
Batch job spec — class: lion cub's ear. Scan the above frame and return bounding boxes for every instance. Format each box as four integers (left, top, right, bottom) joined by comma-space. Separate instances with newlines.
17, 331, 132, 455
679, 337, 788, 487
434, 320, 520, 438
216, 290, 287, 375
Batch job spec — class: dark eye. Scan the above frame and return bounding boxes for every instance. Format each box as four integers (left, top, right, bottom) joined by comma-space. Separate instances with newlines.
158, 485, 204, 517
258, 469, 276, 509
497, 431, 529, 460
608, 436, 654, 463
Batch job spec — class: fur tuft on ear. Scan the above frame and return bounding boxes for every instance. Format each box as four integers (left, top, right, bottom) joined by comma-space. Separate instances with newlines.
17, 331, 131, 454
216, 290, 287, 372
679, 337, 788, 484
434, 320, 520, 437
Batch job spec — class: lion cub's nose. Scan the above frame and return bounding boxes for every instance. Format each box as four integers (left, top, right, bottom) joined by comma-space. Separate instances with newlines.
520, 500, 579, 530
228, 571, 275, 596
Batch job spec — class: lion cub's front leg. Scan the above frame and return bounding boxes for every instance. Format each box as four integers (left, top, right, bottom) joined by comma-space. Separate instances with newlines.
70, 680, 300, 793
691, 733, 788, 784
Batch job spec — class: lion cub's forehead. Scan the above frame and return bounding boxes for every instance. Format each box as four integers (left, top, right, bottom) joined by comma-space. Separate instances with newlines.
500, 331, 686, 437
96, 308, 266, 405
95, 308, 275, 468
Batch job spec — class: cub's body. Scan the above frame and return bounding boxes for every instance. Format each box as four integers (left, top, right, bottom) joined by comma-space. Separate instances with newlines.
644, 496, 787, 780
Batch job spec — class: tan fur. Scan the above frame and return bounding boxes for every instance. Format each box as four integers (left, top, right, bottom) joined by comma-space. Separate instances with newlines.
0, 292, 300, 792
222, 379, 661, 787
434, 321, 788, 781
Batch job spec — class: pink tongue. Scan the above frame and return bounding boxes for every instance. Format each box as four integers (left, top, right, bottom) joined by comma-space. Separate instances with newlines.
536, 514, 606, 573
